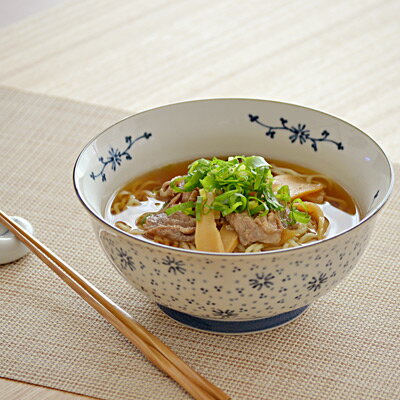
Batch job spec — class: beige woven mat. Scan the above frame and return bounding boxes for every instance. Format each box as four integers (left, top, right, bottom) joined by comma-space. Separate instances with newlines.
0, 86, 399, 400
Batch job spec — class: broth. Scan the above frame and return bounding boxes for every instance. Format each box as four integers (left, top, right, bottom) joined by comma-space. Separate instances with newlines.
105, 158, 360, 246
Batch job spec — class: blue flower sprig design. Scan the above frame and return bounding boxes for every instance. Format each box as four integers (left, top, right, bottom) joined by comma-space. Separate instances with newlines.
162, 255, 186, 275
249, 114, 344, 152
249, 272, 275, 290
212, 309, 238, 319
368, 190, 380, 212
90, 132, 152, 182
307, 273, 328, 292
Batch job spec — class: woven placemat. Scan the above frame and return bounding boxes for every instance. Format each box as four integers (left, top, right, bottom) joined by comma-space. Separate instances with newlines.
0, 86, 399, 400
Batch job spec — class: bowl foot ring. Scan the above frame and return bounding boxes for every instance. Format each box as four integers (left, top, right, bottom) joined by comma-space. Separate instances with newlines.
157, 304, 308, 334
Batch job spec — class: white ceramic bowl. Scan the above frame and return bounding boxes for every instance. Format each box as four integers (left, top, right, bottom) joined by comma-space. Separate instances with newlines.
74, 99, 393, 334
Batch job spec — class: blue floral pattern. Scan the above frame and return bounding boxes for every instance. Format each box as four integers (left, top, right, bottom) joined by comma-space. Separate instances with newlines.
98, 220, 373, 327
90, 132, 152, 182
116, 248, 135, 271
249, 114, 344, 151
249, 273, 275, 290
212, 309, 238, 319
162, 255, 186, 274
307, 273, 328, 291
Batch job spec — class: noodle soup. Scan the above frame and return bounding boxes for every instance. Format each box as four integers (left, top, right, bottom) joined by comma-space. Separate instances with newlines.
75, 98, 392, 333
105, 156, 359, 252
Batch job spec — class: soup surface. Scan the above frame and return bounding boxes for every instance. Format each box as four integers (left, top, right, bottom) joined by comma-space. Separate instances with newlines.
105, 157, 359, 252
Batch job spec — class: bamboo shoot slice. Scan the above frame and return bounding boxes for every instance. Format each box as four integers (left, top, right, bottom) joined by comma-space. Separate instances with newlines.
220, 226, 239, 252
273, 175, 324, 200
195, 193, 224, 252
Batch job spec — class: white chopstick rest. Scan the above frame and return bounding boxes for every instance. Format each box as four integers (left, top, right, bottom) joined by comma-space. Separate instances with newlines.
0, 216, 34, 264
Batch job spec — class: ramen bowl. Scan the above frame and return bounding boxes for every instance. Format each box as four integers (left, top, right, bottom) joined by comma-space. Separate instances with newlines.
74, 99, 393, 334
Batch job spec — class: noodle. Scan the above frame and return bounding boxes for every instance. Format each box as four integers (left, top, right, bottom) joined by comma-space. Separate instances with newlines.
283, 239, 300, 248
298, 232, 318, 244
317, 216, 326, 239
271, 166, 303, 176
272, 165, 335, 191
245, 243, 265, 253
324, 195, 348, 208
115, 221, 144, 235
127, 195, 141, 206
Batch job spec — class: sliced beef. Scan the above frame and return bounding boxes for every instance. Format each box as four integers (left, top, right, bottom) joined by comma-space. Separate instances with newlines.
226, 211, 283, 246
254, 212, 283, 244
144, 226, 194, 242
147, 211, 196, 228
158, 180, 198, 205
166, 193, 182, 208
143, 211, 196, 242
181, 188, 199, 203
161, 188, 199, 210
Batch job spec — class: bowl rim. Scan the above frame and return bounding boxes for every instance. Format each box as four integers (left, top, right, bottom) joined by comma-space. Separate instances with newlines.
73, 98, 394, 257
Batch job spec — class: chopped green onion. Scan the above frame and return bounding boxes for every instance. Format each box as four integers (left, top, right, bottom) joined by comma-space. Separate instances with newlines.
200, 174, 216, 192
169, 176, 185, 192
291, 209, 311, 224
276, 185, 291, 203
165, 201, 195, 216
289, 198, 311, 224
164, 155, 310, 222
292, 198, 308, 210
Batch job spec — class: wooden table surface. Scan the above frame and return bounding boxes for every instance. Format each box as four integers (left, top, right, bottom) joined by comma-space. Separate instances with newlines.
0, 0, 399, 398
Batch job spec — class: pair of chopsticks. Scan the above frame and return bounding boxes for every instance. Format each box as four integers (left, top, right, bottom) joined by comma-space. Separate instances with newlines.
0, 211, 230, 400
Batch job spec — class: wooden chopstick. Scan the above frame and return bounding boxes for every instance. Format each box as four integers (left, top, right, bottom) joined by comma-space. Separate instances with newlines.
0, 211, 230, 400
